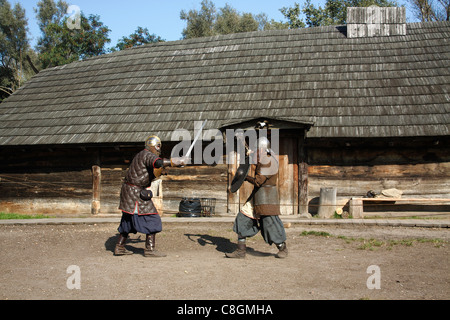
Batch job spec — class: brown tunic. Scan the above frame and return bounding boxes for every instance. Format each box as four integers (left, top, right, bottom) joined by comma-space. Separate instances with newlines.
245, 155, 280, 216
119, 149, 161, 215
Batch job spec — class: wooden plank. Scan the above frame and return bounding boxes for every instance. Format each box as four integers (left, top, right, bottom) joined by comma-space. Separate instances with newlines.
298, 133, 308, 215
293, 142, 299, 215
0, 171, 92, 199
308, 176, 450, 198
227, 149, 240, 214
309, 163, 450, 178
91, 165, 101, 215
352, 198, 450, 202
349, 197, 450, 218
279, 137, 295, 215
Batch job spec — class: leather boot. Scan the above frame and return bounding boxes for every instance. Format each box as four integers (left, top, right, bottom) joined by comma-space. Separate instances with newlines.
144, 233, 166, 257
275, 242, 288, 259
114, 233, 133, 256
225, 241, 246, 259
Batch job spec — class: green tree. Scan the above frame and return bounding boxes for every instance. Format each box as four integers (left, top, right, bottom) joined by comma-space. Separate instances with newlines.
257, 13, 290, 30
214, 5, 259, 34
0, 0, 35, 101
180, 0, 269, 39
35, 0, 67, 35
35, 0, 110, 68
73, 14, 110, 59
180, 0, 217, 39
112, 27, 164, 51
408, 0, 449, 21
280, 2, 306, 28
34, 0, 67, 66
281, 0, 399, 29
303, 0, 335, 27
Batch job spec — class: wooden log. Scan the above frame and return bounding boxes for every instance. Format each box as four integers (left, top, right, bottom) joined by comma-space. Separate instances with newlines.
349, 198, 364, 218
318, 187, 337, 218
298, 133, 309, 216
91, 165, 101, 215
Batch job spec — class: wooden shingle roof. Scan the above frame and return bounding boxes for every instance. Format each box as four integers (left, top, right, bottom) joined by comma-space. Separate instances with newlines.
0, 21, 449, 145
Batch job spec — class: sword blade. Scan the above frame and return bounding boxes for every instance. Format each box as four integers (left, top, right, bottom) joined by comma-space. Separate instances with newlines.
185, 120, 207, 158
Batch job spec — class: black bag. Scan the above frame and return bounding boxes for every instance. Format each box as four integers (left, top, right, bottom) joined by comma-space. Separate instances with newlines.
177, 198, 201, 217
140, 189, 153, 201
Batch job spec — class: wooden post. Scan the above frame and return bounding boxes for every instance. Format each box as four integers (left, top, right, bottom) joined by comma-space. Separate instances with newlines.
150, 179, 163, 216
298, 132, 309, 216
349, 198, 364, 218
227, 150, 239, 214
318, 187, 337, 218
91, 165, 101, 215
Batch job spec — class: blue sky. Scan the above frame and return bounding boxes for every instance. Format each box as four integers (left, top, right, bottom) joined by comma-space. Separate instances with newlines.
15, 0, 414, 49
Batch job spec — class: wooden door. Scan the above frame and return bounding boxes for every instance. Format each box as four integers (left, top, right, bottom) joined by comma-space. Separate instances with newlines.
227, 136, 299, 215
278, 137, 298, 215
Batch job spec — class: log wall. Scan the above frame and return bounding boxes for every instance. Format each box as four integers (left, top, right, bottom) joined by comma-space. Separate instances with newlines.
307, 137, 450, 214
0, 136, 448, 216
0, 146, 99, 215
0, 143, 229, 216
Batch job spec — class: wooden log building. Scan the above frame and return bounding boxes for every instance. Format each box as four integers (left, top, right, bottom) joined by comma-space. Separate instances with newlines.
0, 7, 449, 217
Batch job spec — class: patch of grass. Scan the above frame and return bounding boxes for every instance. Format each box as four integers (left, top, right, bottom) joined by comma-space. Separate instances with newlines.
388, 239, 413, 247
364, 215, 445, 220
333, 212, 343, 219
300, 230, 447, 250
300, 230, 332, 237
357, 239, 384, 251
0, 212, 53, 220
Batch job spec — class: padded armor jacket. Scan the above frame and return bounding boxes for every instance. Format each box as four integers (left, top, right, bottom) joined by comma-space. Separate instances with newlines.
119, 149, 162, 215
245, 155, 280, 216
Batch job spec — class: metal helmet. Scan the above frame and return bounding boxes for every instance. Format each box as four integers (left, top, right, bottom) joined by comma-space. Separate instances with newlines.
145, 135, 161, 154
257, 136, 271, 151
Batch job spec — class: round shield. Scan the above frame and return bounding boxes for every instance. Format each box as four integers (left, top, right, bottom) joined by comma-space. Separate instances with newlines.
230, 162, 251, 193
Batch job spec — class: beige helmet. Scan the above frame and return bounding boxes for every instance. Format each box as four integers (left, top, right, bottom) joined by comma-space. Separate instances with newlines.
145, 135, 162, 154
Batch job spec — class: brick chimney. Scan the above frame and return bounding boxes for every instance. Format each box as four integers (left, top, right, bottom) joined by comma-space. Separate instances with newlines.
347, 6, 406, 38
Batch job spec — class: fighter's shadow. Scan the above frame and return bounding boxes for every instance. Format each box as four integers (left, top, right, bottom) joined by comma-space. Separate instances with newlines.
105, 233, 273, 257
105, 234, 146, 255
184, 234, 274, 257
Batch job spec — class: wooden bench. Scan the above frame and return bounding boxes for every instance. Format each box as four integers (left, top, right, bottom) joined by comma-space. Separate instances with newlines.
349, 197, 450, 218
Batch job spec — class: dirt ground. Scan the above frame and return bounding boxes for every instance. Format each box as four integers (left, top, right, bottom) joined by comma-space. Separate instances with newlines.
0, 221, 448, 300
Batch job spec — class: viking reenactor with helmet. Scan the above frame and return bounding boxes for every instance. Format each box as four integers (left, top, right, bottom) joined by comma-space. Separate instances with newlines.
114, 135, 187, 257
226, 136, 288, 259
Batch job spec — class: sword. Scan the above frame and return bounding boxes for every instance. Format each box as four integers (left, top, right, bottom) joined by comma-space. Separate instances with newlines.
184, 120, 207, 159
